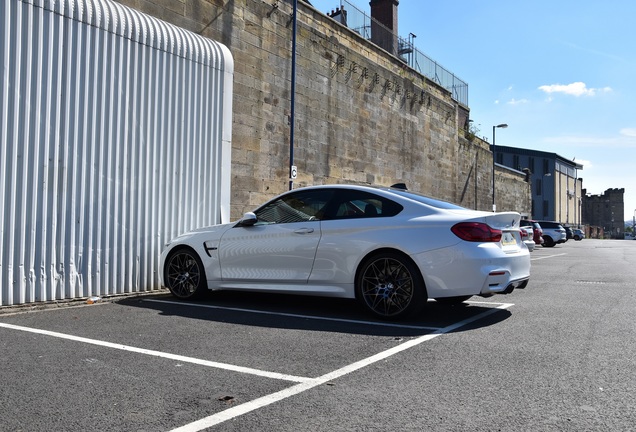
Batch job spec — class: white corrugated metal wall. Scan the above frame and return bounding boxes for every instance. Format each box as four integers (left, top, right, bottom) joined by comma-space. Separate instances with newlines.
0, 0, 234, 306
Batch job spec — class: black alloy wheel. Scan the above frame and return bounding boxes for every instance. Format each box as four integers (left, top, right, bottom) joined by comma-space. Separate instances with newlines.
164, 248, 207, 299
356, 252, 427, 320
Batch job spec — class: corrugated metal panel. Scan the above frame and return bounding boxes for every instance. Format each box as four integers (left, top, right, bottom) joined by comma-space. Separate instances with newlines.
0, 0, 234, 305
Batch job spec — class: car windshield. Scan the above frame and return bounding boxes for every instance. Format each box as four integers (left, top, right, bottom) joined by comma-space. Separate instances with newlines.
386, 188, 467, 210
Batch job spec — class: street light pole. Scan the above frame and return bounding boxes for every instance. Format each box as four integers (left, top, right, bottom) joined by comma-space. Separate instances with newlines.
492, 123, 508, 212
288, 0, 298, 190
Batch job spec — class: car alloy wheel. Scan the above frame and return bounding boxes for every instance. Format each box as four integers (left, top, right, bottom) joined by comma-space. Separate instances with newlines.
356, 252, 426, 320
165, 248, 206, 299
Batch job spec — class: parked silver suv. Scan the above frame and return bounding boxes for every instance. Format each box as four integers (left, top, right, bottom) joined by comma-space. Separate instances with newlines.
536, 221, 567, 247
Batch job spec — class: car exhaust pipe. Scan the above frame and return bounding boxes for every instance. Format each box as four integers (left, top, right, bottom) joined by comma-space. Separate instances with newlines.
503, 278, 530, 294
502, 284, 515, 294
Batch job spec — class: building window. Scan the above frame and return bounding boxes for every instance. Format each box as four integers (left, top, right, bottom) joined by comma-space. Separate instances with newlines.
543, 200, 549, 218
543, 159, 550, 175
496, 153, 503, 164
536, 179, 542, 195
529, 157, 535, 173
513, 155, 520, 170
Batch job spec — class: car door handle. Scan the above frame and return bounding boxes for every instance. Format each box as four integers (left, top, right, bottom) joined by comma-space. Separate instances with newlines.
294, 228, 314, 234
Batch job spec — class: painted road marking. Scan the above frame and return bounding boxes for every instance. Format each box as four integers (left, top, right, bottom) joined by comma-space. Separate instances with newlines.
0, 300, 513, 430
0, 322, 312, 383
168, 302, 514, 431
531, 252, 567, 261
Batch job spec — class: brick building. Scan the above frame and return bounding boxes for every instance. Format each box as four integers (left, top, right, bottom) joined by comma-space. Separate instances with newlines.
582, 188, 625, 239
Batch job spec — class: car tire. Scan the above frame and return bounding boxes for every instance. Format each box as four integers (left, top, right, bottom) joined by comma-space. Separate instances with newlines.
435, 295, 472, 305
355, 252, 427, 320
574, 235, 581, 241
542, 236, 555, 247
164, 247, 207, 300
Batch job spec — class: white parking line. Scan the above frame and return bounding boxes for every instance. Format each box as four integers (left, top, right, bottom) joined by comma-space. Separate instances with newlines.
145, 299, 442, 331
0, 322, 311, 383
531, 252, 567, 261
169, 302, 514, 431
0, 300, 513, 430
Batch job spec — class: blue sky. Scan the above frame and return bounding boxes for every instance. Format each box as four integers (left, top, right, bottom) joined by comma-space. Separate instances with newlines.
308, 0, 636, 221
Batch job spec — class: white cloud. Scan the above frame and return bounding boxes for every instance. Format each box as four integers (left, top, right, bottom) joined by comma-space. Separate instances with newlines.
507, 98, 528, 105
537, 82, 612, 97
620, 128, 636, 137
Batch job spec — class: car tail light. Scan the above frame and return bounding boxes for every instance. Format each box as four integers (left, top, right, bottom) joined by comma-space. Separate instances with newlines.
451, 222, 502, 242
520, 229, 528, 239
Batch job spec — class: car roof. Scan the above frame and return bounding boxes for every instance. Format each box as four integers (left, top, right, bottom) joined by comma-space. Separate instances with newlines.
288, 184, 468, 210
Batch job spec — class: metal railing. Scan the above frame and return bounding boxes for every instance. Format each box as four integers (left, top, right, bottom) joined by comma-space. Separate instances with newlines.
326, 0, 468, 106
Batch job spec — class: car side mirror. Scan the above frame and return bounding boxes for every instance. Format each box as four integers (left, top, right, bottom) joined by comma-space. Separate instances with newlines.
238, 212, 257, 227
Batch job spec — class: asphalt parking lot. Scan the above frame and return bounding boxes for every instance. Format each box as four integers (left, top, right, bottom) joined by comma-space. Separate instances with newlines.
1, 239, 635, 431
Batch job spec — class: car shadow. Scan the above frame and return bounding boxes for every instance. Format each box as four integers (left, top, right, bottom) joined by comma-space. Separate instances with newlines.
117, 291, 512, 337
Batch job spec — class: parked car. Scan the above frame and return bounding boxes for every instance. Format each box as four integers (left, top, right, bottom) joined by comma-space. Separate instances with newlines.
520, 225, 536, 251
573, 229, 585, 241
535, 220, 567, 247
520, 219, 544, 246
161, 184, 531, 320
564, 226, 574, 240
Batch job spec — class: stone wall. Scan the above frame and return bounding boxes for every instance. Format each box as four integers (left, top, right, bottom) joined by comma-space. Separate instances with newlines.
114, 0, 530, 219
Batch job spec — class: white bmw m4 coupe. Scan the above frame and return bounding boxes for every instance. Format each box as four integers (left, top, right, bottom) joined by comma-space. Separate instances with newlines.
160, 184, 530, 320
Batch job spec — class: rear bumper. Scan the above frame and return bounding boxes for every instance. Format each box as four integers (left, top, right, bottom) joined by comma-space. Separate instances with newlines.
413, 243, 531, 298
478, 269, 529, 295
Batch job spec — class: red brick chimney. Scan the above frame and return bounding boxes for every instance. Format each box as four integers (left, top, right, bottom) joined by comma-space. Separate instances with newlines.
369, 0, 399, 54
370, 0, 398, 32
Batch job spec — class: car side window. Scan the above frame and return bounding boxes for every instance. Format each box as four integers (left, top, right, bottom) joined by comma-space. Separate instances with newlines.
254, 189, 334, 225
329, 191, 402, 220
